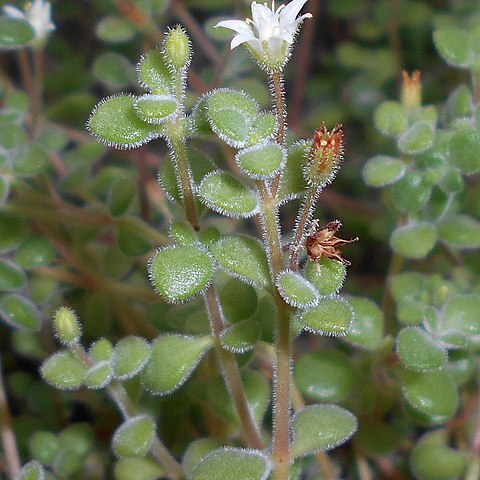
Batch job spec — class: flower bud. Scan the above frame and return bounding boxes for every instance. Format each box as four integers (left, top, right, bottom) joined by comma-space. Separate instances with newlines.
401, 71, 422, 110
304, 124, 344, 188
164, 25, 191, 70
53, 306, 81, 345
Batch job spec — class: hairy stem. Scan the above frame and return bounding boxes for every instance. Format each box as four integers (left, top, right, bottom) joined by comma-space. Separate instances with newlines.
0, 356, 21, 479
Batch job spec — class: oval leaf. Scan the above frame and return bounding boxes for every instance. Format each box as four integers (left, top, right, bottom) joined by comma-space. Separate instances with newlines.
141, 335, 212, 395
291, 405, 357, 458
199, 171, 259, 218
149, 246, 214, 303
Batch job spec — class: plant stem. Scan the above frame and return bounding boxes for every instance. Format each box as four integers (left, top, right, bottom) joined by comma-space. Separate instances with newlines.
270, 70, 287, 198
0, 356, 21, 479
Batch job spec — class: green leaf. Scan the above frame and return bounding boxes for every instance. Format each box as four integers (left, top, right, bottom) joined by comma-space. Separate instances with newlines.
448, 129, 480, 174
391, 171, 431, 212
0, 259, 26, 290
41, 351, 87, 391
114, 458, 165, 480
14, 461, 45, 480
149, 246, 214, 303
0, 294, 40, 331
192, 448, 271, 480
134, 94, 178, 124
0, 17, 35, 49
96, 16, 136, 44
109, 177, 137, 217
141, 335, 212, 395
300, 296, 354, 336
84, 361, 112, 389
396, 327, 446, 372
304, 257, 346, 295
88, 94, 160, 149
363, 155, 406, 187
411, 443, 467, 480
374, 101, 407, 138
113, 336, 151, 380
112, 415, 155, 458
209, 235, 270, 287
391, 222, 437, 259
277, 141, 308, 203
236, 142, 285, 179
220, 278, 258, 322
221, 319, 261, 353
437, 214, 480, 248
433, 27, 472, 68
397, 122, 434, 155
199, 171, 258, 218
344, 297, 384, 350
276, 270, 319, 309
137, 49, 173, 95
402, 370, 458, 424
182, 439, 221, 480
291, 405, 357, 458
295, 350, 355, 402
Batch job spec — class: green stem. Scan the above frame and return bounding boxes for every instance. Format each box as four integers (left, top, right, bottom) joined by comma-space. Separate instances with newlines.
0, 355, 21, 479
257, 183, 292, 480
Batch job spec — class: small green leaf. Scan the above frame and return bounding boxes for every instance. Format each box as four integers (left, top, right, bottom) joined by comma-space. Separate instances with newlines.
437, 214, 480, 248
114, 458, 165, 480
199, 170, 258, 218
182, 439, 221, 480
448, 129, 480, 174
277, 141, 308, 203
433, 27, 471, 68
276, 270, 319, 309
391, 222, 437, 259
374, 101, 407, 138
396, 327, 446, 372
84, 361, 112, 389
112, 415, 155, 458
134, 94, 177, 124
344, 297, 384, 350
300, 296, 353, 336
304, 257, 346, 295
220, 279, 258, 322
402, 370, 458, 424
14, 461, 45, 480
88, 95, 160, 149
0, 294, 40, 331
295, 350, 355, 402
397, 122, 434, 155
411, 443, 467, 480
112, 336, 151, 380
192, 448, 271, 480
0, 17, 35, 49
149, 246, 214, 303
137, 49, 173, 94
0, 259, 26, 290
363, 155, 406, 187
236, 142, 285, 179
291, 405, 357, 458
41, 351, 87, 391
391, 171, 431, 212
141, 335, 212, 395
96, 16, 136, 44
109, 177, 137, 217
221, 319, 261, 353
209, 235, 270, 287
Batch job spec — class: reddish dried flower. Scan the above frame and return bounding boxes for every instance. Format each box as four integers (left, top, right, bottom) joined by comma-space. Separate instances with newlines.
305, 219, 358, 266
304, 123, 344, 187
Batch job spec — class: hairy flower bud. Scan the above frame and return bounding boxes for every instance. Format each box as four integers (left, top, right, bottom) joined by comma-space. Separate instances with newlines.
303, 123, 344, 188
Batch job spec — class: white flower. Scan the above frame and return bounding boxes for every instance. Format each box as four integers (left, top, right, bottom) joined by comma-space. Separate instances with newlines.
215, 0, 312, 69
3, 0, 55, 42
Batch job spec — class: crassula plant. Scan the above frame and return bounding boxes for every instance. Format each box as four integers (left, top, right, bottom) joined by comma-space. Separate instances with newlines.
1, 0, 480, 480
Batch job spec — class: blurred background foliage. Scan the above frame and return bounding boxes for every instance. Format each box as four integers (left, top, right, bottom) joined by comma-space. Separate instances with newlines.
1, 0, 480, 479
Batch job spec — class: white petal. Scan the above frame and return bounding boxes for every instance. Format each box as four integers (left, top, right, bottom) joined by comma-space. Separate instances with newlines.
214, 19, 253, 35
2, 5, 25, 19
